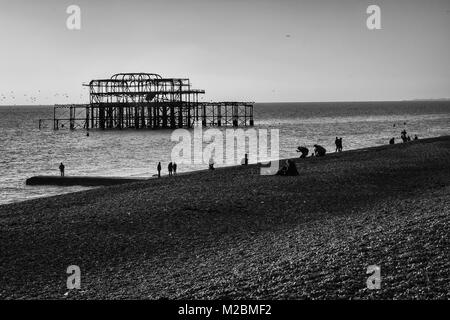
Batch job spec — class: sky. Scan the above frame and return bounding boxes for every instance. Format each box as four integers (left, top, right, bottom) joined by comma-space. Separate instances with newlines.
0, 0, 449, 104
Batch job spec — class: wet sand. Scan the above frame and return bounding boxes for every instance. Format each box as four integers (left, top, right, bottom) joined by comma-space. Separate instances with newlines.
0, 136, 449, 299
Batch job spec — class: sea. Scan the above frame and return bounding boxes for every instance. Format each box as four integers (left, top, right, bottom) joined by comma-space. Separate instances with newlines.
0, 101, 449, 205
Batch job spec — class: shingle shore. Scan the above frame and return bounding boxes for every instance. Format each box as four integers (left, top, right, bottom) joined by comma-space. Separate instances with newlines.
0, 136, 449, 299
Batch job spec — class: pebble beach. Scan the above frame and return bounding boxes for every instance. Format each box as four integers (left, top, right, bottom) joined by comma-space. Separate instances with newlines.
0, 136, 449, 299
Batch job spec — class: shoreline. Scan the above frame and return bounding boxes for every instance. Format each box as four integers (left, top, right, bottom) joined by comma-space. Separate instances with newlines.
1, 136, 449, 299
2, 137, 442, 208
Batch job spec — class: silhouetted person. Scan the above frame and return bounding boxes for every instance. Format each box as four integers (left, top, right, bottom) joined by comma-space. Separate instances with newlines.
338, 137, 343, 152
335, 137, 339, 152
209, 156, 215, 170
276, 161, 288, 176
157, 162, 161, 178
296, 146, 309, 158
401, 129, 408, 143
276, 160, 299, 176
414, 135, 418, 140
59, 162, 65, 177
168, 162, 173, 176
314, 144, 326, 157
286, 159, 299, 175
241, 153, 249, 165
173, 162, 177, 175
389, 137, 395, 145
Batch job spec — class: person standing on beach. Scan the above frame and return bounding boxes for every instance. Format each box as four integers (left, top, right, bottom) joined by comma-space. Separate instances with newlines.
335, 137, 339, 152
157, 162, 161, 178
338, 137, 343, 152
401, 129, 407, 143
173, 162, 177, 175
168, 162, 173, 176
241, 153, 249, 165
59, 162, 65, 177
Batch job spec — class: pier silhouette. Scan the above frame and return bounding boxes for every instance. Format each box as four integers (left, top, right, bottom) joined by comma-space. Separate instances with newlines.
39, 73, 254, 130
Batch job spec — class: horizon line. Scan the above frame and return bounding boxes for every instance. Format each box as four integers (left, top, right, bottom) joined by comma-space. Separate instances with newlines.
1, 98, 450, 107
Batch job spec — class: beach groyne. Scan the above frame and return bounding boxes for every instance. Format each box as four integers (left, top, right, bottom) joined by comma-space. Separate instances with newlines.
25, 175, 147, 187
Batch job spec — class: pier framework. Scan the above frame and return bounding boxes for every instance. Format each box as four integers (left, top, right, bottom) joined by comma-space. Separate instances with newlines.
40, 73, 254, 130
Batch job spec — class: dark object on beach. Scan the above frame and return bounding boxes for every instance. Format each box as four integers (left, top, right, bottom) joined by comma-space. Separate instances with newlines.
168, 162, 173, 176
157, 162, 161, 178
209, 157, 215, 170
26, 176, 145, 187
241, 153, 249, 165
335, 137, 343, 152
314, 144, 326, 157
59, 162, 65, 177
414, 135, 418, 140
401, 129, 408, 143
407, 135, 411, 142
173, 162, 177, 175
296, 146, 309, 158
86, 132, 89, 137
389, 137, 395, 145
276, 160, 299, 176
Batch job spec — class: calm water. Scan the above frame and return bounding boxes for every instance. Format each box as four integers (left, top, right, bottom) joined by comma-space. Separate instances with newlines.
0, 101, 449, 205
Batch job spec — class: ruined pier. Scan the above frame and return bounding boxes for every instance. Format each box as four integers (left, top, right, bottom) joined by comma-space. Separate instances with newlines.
39, 73, 254, 130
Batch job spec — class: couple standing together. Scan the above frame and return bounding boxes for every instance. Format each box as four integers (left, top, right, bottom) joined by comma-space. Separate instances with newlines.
157, 162, 177, 178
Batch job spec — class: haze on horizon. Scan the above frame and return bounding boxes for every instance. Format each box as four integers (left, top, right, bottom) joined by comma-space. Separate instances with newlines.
0, 0, 449, 105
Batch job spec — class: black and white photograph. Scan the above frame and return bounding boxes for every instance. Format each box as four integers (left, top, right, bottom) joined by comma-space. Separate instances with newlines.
0, 0, 449, 312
